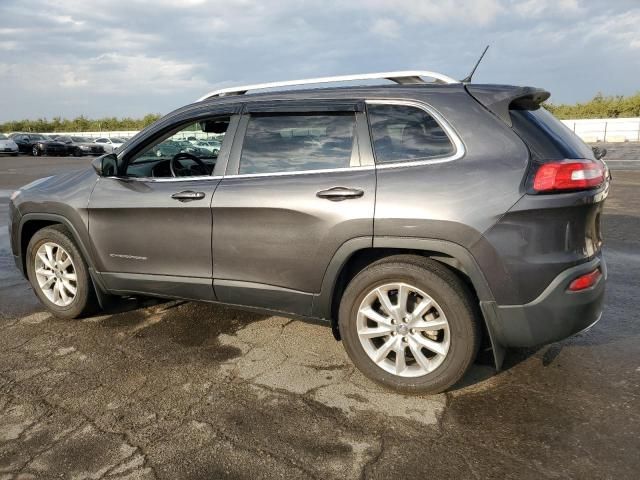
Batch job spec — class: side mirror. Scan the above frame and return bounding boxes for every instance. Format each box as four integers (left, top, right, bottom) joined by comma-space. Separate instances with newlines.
592, 146, 607, 160
91, 153, 118, 177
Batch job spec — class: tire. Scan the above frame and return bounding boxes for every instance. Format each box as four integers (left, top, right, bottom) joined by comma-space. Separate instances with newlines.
75, 147, 83, 157
26, 225, 98, 319
32, 145, 39, 156
338, 255, 481, 394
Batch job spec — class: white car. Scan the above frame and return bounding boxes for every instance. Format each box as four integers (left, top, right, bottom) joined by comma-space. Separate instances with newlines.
93, 137, 126, 153
194, 140, 221, 155
0, 133, 19, 156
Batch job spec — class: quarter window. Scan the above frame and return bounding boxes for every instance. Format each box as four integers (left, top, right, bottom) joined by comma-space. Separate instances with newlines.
239, 114, 357, 175
367, 104, 454, 164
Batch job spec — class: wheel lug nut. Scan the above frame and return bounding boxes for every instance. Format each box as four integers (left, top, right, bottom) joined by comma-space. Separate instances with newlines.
410, 329, 415, 334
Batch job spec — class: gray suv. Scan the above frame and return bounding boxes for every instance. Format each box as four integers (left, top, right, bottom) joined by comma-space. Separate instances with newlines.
8, 71, 609, 393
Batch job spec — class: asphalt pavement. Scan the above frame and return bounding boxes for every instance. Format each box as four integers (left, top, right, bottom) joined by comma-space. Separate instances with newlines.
0, 154, 639, 479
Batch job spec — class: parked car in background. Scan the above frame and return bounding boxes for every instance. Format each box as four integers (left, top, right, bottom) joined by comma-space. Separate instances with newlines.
194, 140, 221, 156
54, 136, 105, 156
9, 133, 67, 156
0, 134, 19, 156
93, 137, 126, 153
174, 140, 211, 157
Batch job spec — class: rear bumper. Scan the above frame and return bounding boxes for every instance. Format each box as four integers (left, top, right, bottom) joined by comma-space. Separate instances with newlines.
482, 254, 606, 348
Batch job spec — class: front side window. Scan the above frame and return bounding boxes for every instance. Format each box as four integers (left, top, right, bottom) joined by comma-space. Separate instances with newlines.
367, 104, 454, 164
239, 113, 356, 175
125, 117, 230, 178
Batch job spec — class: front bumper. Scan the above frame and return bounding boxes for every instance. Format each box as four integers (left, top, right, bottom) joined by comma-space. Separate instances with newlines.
482, 254, 606, 348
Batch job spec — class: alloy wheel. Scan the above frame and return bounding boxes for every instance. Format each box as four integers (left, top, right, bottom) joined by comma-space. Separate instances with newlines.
357, 282, 450, 377
34, 242, 77, 307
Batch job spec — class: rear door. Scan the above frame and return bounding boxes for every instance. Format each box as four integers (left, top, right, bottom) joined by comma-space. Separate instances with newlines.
211, 100, 376, 316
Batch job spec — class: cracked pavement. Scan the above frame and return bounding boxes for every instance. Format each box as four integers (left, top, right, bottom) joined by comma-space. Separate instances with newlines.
1, 156, 639, 479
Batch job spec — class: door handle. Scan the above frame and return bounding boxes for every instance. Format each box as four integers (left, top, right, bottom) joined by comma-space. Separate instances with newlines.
171, 190, 206, 201
316, 187, 364, 200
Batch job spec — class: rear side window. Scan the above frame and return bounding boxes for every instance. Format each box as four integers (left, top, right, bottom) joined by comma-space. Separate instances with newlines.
239, 114, 356, 174
510, 107, 594, 161
367, 104, 454, 164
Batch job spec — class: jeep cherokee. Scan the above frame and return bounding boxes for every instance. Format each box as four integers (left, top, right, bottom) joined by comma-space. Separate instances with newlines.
8, 71, 609, 393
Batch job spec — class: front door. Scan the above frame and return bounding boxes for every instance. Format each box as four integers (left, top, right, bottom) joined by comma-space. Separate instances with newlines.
211, 103, 376, 315
88, 113, 238, 301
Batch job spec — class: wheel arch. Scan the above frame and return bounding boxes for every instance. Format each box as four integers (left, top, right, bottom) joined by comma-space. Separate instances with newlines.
314, 236, 505, 368
18, 214, 109, 298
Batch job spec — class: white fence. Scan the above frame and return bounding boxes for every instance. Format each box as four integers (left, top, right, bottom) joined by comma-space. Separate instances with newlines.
42, 117, 640, 144
561, 118, 640, 143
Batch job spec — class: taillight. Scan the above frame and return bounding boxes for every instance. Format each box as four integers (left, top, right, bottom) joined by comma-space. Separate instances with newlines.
533, 160, 605, 193
567, 268, 602, 292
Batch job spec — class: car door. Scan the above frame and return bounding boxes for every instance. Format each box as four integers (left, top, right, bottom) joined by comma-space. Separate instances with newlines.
211, 100, 376, 316
94, 138, 111, 153
88, 107, 241, 301
14, 135, 30, 153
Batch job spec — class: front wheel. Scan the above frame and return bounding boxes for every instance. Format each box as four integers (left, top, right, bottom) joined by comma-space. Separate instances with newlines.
26, 225, 98, 319
32, 145, 40, 156
338, 255, 481, 394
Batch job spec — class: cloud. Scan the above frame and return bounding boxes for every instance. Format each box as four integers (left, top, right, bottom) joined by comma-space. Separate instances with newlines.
370, 19, 401, 39
512, 0, 581, 17
0, 0, 639, 121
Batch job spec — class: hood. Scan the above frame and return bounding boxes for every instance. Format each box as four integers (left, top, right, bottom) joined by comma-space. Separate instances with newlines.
19, 167, 95, 193
0, 139, 17, 147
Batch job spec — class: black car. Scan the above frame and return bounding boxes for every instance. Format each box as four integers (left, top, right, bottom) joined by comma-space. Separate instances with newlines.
8, 71, 609, 393
54, 136, 105, 156
9, 133, 68, 156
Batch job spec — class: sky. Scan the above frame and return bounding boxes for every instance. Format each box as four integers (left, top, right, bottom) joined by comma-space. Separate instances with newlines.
0, 0, 639, 121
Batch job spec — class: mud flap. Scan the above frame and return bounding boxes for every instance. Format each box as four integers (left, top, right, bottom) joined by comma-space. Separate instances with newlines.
480, 300, 506, 370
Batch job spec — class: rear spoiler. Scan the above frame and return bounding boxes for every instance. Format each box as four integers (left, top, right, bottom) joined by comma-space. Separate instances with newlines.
465, 85, 551, 126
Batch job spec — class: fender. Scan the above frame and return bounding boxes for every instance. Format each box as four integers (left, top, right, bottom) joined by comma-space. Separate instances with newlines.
314, 235, 506, 369
18, 213, 110, 300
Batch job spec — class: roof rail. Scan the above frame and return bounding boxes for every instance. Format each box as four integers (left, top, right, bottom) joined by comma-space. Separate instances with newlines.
197, 70, 459, 101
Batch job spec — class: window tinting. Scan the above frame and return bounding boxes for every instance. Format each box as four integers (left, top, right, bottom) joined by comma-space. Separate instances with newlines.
368, 104, 454, 164
239, 114, 356, 175
510, 107, 594, 161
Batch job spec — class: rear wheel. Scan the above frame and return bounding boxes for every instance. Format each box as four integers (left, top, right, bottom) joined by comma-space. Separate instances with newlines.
26, 225, 97, 319
338, 255, 481, 394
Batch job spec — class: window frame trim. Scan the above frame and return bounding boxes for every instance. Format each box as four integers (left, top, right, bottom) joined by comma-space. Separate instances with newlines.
365, 99, 465, 169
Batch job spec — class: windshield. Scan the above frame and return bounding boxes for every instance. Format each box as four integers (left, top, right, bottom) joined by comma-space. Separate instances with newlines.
30, 134, 46, 140
72, 136, 89, 142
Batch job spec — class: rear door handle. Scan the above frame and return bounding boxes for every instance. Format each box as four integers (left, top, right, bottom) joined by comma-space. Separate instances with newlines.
316, 187, 364, 201
171, 190, 206, 201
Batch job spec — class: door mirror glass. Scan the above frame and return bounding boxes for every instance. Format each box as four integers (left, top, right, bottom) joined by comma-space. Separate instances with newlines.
92, 153, 118, 176
592, 146, 607, 160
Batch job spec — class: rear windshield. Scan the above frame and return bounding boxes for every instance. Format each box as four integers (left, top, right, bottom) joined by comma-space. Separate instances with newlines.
510, 107, 594, 161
